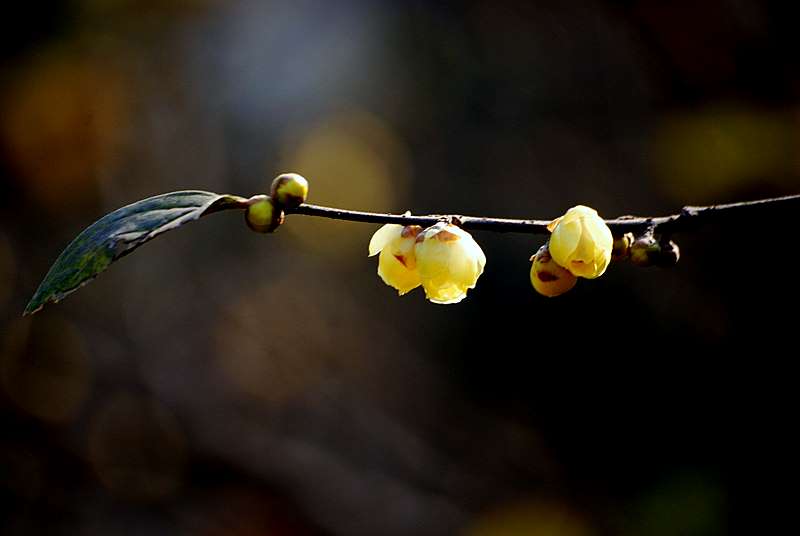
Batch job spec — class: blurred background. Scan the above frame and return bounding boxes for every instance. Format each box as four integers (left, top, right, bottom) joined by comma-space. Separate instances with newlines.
2, 1, 799, 534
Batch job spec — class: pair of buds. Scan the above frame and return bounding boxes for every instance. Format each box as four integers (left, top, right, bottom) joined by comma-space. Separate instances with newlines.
244, 173, 309, 233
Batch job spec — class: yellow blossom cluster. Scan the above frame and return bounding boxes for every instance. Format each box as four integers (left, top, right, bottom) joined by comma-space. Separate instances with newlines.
531, 205, 613, 297
369, 221, 486, 304
369, 205, 614, 302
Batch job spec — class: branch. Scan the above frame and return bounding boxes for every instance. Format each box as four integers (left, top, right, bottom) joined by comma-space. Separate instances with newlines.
288, 193, 800, 236
24, 186, 800, 315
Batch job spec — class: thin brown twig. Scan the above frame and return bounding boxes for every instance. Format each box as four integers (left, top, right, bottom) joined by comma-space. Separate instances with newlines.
286, 193, 800, 236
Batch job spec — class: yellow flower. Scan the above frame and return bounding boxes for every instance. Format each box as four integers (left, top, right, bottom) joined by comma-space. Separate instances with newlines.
368, 223, 423, 295
530, 243, 577, 297
548, 205, 613, 279
415, 222, 486, 304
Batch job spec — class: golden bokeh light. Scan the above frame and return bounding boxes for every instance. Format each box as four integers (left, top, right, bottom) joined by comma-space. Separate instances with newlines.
0, 48, 131, 211
278, 110, 411, 257
653, 106, 797, 202
466, 500, 593, 536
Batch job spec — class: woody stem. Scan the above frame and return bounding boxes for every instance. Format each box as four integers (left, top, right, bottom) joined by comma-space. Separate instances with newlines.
286, 193, 800, 235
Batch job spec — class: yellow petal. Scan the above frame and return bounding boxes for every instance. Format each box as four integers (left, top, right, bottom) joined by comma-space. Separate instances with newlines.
573, 228, 598, 262
368, 224, 403, 257
387, 227, 421, 270
566, 205, 599, 218
586, 215, 613, 253
415, 223, 485, 304
549, 218, 581, 267
548, 205, 613, 279
422, 283, 469, 304
377, 247, 421, 294
416, 238, 450, 280
567, 259, 594, 279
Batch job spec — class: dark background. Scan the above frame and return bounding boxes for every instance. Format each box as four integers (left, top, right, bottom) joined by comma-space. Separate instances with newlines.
2, 1, 799, 534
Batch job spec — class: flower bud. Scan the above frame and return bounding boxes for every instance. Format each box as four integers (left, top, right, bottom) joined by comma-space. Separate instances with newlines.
548, 205, 613, 279
612, 232, 634, 262
270, 173, 309, 209
414, 222, 486, 304
245, 196, 283, 233
630, 235, 660, 267
530, 243, 577, 297
368, 223, 423, 295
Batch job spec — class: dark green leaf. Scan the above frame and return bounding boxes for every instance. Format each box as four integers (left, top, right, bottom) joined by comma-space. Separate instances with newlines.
24, 190, 248, 315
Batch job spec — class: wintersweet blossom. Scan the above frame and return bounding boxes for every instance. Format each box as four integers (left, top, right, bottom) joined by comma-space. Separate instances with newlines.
548, 205, 613, 279
368, 223, 423, 295
530, 243, 577, 297
414, 222, 486, 304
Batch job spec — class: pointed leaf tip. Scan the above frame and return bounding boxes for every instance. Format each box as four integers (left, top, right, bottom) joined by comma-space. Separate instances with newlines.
24, 190, 248, 315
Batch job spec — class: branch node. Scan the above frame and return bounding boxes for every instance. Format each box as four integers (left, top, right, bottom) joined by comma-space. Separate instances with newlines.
447, 215, 465, 227
681, 206, 700, 218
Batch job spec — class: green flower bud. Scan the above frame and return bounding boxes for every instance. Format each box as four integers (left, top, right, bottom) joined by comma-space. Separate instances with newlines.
612, 232, 634, 262
270, 173, 309, 209
245, 195, 284, 233
629, 235, 660, 267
